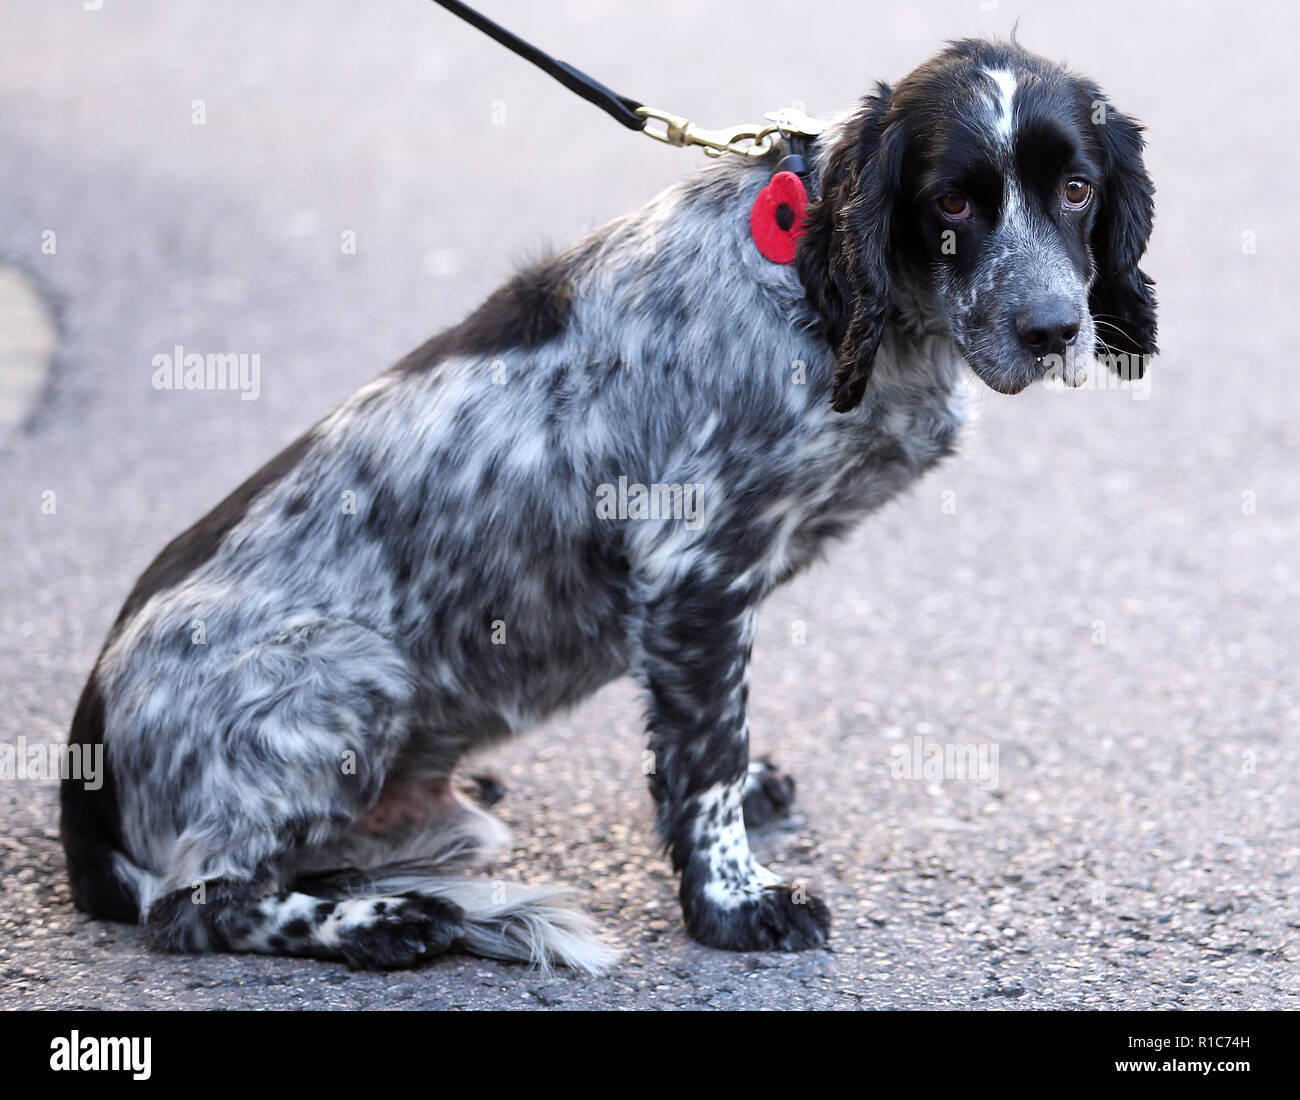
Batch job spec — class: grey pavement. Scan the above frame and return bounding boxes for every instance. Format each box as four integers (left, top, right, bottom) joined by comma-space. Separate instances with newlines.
1, 0, 1298, 1010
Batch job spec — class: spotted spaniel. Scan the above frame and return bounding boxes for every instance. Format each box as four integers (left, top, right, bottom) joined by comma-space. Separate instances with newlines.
63, 39, 1156, 971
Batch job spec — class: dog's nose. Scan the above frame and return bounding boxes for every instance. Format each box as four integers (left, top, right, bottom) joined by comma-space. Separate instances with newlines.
1014, 299, 1080, 357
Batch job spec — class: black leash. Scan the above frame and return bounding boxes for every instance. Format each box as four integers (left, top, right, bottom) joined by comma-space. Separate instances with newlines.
428, 0, 645, 131
427, 1, 826, 265
427, 0, 826, 171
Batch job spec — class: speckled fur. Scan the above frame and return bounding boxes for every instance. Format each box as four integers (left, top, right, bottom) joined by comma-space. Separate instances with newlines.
61, 38, 1155, 970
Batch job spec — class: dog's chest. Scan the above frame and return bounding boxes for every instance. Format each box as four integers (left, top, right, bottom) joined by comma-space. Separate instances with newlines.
778, 355, 967, 578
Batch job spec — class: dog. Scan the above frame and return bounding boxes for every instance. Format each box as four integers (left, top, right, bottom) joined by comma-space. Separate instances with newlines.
61, 37, 1156, 971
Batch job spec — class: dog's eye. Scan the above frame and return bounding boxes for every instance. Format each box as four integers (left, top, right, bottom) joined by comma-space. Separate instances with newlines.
1063, 179, 1093, 209
937, 192, 971, 220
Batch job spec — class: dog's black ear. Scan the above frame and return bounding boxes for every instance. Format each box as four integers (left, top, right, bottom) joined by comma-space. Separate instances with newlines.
1087, 94, 1158, 378
797, 85, 903, 412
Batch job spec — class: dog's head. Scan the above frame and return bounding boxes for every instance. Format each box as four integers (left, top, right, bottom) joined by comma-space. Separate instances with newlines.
798, 38, 1157, 411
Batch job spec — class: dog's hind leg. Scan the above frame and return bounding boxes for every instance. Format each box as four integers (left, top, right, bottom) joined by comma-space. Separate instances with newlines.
124, 617, 469, 968
146, 876, 468, 969
143, 771, 617, 971
146, 800, 618, 972
117, 615, 615, 972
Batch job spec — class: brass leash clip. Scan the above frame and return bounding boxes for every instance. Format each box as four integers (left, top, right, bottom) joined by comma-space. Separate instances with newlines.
636, 106, 776, 159
636, 105, 829, 161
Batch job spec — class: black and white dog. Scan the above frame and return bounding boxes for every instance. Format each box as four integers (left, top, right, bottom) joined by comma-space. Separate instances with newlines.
62, 39, 1155, 971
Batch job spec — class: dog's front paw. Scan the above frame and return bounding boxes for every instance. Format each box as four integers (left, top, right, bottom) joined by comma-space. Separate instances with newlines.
742, 757, 796, 828
683, 882, 831, 952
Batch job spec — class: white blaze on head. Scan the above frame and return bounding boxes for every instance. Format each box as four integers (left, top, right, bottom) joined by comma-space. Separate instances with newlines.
984, 69, 1018, 143
983, 69, 1025, 225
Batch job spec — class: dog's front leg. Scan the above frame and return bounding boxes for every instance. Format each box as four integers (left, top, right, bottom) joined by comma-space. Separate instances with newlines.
638, 584, 830, 951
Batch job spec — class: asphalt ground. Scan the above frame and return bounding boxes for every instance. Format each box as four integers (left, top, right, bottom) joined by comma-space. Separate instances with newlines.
1, 0, 1297, 1009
